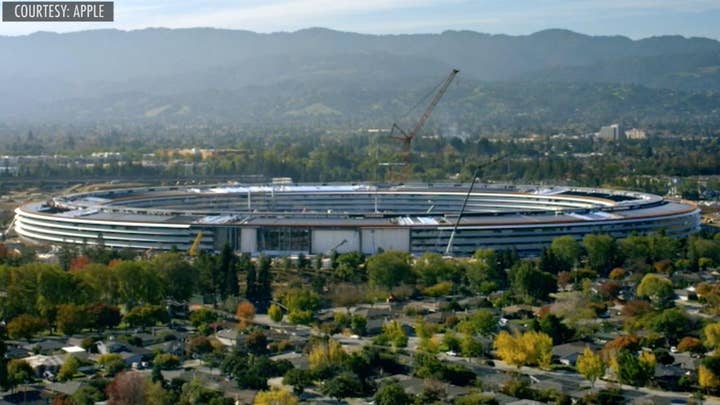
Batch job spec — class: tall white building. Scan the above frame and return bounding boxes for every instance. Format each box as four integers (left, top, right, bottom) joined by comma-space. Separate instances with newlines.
598, 124, 622, 141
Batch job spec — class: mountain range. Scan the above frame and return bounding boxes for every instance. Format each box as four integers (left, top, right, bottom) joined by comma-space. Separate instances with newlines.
1, 27, 719, 131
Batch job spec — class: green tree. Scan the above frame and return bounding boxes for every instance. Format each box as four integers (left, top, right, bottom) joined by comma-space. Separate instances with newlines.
268, 303, 283, 322
550, 235, 582, 270
583, 234, 620, 275
7, 359, 33, 390
382, 320, 408, 349
636, 274, 675, 309
151, 253, 198, 301
218, 243, 239, 299
467, 249, 506, 293
97, 354, 126, 376
374, 379, 413, 405
124, 305, 169, 328
58, 355, 80, 381
508, 261, 556, 303
614, 350, 655, 388
257, 256, 273, 310
367, 251, 413, 289
321, 371, 364, 399
283, 368, 313, 395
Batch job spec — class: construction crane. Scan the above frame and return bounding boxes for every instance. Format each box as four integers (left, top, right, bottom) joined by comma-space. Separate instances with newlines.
444, 155, 507, 256
390, 68, 459, 181
188, 231, 203, 257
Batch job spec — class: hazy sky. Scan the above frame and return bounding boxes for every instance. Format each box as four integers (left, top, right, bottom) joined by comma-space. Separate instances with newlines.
2, 0, 720, 39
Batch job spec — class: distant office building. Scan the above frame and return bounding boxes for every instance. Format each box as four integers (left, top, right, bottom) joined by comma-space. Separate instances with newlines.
598, 124, 622, 141
625, 128, 647, 140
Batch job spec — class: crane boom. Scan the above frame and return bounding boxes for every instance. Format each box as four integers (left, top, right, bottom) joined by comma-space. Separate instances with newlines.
409, 68, 459, 140
444, 155, 506, 256
390, 69, 459, 181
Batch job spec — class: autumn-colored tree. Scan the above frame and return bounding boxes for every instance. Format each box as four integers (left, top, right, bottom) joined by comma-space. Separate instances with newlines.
308, 339, 346, 371
7, 314, 47, 340
253, 387, 299, 405
677, 336, 705, 354
621, 301, 653, 318
604, 335, 641, 355
609, 267, 626, 280
705, 322, 720, 353
576, 347, 605, 387
236, 300, 256, 329
56, 304, 89, 335
105, 372, 146, 405
699, 357, 720, 392
493, 330, 553, 369
69, 255, 91, 272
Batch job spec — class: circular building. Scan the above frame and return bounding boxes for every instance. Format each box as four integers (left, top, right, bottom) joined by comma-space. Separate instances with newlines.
13, 183, 700, 256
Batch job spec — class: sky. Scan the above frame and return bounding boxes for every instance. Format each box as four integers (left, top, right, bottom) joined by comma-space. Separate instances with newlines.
2, 0, 720, 39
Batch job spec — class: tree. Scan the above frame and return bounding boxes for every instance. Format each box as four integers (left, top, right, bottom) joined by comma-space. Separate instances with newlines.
114, 261, 164, 307
283, 368, 313, 395
321, 371, 364, 399
367, 251, 413, 289
254, 387, 299, 405
677, 336, 704, 354
308, 339, 347, 374
256, 256, 273, 310
151, 253, 198, 301
493, 330, 552, 369
7, 359, 33, 390
236, 301, 256, 329
218, 243, 239, 299
636, 274, 675, 308
576, 347, 605, 387
153, 353, 180, 370
245, 330, 268, 355
56, 304, 89, 335
374, 379, 413, 405
614, 350, 655, 388
550, 235, 582, 270
124, 305, 169, 329
7, 314, 47, 340
649, 308, 693, 342
86, 303, 122, 331
282, 288, 321, 325
457, 309, 497, 336
537, 314, 574, 344
245, 261, 258, 303
268, 303, 283, 323
105, 372, 147, 405
467, 249, 506, 293
583, 234, 620, 275
705, 322, 720, 353
382, 320, 408, 349
97, 353, 126, 376
699, 356, 720, 392
58, 356, 80, 381
189, 308, 218, 329
508, 261, 556, 303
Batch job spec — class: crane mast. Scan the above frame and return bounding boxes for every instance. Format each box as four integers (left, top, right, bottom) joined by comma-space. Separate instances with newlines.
391, 68, 459, 181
